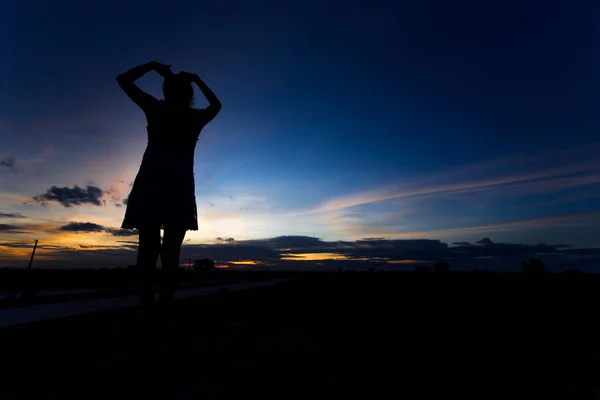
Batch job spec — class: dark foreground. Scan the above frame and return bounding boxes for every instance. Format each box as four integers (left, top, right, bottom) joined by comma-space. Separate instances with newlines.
1, 271, 600, 399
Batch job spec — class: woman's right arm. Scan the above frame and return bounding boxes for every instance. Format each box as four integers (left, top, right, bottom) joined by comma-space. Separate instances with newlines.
116, 61, 171, 110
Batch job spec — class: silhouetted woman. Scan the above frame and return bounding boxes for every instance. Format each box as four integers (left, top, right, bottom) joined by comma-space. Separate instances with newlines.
117, 61, 221, 327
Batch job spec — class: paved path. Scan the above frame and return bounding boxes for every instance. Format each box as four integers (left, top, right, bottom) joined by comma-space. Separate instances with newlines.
0, 279, 291, 328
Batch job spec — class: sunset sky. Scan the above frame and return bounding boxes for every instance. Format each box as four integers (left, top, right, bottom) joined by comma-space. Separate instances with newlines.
2, 0, 600, 270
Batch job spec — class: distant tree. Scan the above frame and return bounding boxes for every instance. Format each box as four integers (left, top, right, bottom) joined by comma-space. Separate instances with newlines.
194, 258, 215, 271
521, 259, 546, 275
433, 261, 450, 273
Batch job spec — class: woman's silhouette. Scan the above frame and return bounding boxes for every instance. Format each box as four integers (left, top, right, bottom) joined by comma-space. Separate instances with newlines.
117, 61, 221, 328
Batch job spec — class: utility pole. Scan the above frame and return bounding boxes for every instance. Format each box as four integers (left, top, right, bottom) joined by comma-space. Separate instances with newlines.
28, 239, 38, 270
23, 239, 38, 304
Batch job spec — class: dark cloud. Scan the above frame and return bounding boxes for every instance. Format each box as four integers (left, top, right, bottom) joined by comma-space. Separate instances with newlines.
0, 224, 28, 234
3, 232, 600, 272
217, 237, 235, 242
0, 241, 34, 249
59, 222, 105, 233
113, 239, 138, 250
58, 222, 137, 237
310, 239, 451, 262
106, 228, 138, 237
176, 235, 600, 273
122, 196, 128, 205
0, 212, 28, 219
0, 157, 17, 173
115, 240, 138, 244
177, 237, 450, 267
242, 235, 327, 249
32, 185, 104, 207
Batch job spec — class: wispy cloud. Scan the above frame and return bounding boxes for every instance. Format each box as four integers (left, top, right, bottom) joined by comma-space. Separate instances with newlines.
0, 224, 28, 234
19, 146, 58, 165
339, 212, 600, 240
0, 212, 28, 219
306, 160, 600, 215
0, 157, 17, 173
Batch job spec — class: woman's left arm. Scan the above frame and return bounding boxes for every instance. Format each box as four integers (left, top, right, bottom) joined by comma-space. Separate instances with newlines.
181, 72, 222, 122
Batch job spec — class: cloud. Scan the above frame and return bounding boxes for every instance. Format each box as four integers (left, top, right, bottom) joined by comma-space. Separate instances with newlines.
106, 228, 139, 237
19, 147, 57, 165
331, 212, 600, 241
59, 222, 106, 232
32, 185, 104, 207
289, 145, 600, 218
217, 237, 235, 242
58, 221, 138, 236
0, 224, 28, 234
0, 157, 17, 173
115, 240, 138, 245
0, 212, 28, 219
242, 236, 325, 249
3, 231, 599, 272
173, 234, 600, 273
476, 238, 494, 246
309, 163, 600, 214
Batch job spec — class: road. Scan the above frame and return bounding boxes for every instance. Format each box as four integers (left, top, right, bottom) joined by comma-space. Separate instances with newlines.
0, 279, 291, 328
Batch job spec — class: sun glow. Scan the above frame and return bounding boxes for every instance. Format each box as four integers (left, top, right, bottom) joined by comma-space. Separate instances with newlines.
280, 252, 351, 261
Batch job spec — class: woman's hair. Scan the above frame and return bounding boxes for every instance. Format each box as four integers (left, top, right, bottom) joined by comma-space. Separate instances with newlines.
162, 74, 194, 106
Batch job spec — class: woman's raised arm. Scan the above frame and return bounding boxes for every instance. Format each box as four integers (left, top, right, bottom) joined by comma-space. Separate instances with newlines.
180, 72, 222, 122
117, 61, 172, 111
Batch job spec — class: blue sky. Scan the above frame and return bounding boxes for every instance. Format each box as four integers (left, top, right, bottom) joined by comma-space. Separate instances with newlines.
2, 0, 600, 269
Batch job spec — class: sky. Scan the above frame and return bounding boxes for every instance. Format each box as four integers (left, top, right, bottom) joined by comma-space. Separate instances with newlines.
2, 0, 600, 270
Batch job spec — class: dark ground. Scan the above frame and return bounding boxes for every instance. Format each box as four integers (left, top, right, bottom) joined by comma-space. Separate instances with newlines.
1, 271, 600, 399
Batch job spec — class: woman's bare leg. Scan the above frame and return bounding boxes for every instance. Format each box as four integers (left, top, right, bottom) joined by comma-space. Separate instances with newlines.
136, 224, 162, 324
157, 226, 186, 325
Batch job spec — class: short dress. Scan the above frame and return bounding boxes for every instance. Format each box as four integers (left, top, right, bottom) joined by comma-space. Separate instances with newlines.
121, 100, 210, 231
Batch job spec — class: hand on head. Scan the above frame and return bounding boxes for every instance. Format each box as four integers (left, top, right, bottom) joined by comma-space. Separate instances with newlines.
151, 61, 173, 78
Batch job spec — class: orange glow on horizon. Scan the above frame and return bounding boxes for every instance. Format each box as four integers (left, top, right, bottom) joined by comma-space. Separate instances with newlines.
0, 228, 137, 266
281, 252, 350, 261
230, 260, 260, 265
